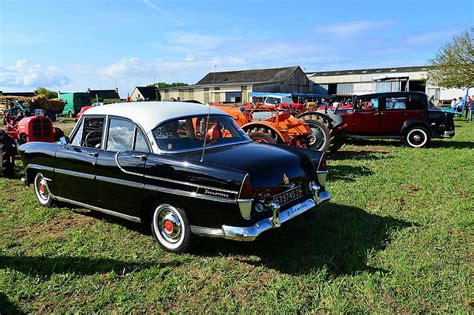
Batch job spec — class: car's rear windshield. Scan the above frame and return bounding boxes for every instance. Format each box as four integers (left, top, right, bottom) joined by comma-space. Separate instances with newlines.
152, 114, 250, 152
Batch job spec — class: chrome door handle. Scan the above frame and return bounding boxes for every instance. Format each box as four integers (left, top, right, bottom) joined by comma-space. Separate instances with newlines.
88, 152, 99, 157
132, 154, 148, 161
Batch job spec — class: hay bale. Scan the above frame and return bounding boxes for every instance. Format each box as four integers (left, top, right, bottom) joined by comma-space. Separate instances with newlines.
0, 95, 65, 112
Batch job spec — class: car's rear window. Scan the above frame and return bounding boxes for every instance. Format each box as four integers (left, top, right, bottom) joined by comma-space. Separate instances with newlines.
152, 115, 249, 152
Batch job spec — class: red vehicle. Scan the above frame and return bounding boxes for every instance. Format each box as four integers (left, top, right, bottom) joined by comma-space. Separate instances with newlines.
75, 105, 93, 122
335, 92, 455, 148
1, 109, 63, 177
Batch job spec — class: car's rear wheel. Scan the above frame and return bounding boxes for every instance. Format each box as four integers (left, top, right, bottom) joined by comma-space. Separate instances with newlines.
404, 127, 430, 148
34, 172, 54, 207
151, 203, 191, 253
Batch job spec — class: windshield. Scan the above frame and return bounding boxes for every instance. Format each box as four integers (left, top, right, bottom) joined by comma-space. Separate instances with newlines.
152, 115, 250, 152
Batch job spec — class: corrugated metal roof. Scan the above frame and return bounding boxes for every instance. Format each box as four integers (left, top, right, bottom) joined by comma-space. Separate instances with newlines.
196, 66, 300, 85
306, 66, 430, 77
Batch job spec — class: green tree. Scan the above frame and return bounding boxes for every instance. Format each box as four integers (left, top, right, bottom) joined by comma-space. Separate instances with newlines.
428, 28, 474, 89
149, 82, 189, 89
36, 87, 58, 99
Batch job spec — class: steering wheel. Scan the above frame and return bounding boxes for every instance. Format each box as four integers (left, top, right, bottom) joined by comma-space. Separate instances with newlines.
83, 130, 102, 148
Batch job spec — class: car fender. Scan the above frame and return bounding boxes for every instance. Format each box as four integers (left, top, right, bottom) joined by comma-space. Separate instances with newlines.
400, 120, 438, 137
241, 121, 289, 143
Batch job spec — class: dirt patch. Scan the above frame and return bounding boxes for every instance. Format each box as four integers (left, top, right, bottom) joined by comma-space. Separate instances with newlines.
12, 214, 96, 241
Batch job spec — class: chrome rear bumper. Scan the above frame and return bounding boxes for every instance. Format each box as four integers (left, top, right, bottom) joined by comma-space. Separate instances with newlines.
191, 189, 331, 241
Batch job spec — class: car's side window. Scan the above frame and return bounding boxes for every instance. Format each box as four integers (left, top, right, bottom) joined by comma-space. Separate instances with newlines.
134, 128, 150, 152
407, 94, 426, 110
385, 97, 407, 110
106, 118, 150, 152
356, 97, 379, 111
107, 118, 135, 151
70, 120, 84, 146
71, 117, 105, 148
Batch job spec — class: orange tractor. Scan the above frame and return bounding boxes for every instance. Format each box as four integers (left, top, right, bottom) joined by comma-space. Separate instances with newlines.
213, 104, 328, 150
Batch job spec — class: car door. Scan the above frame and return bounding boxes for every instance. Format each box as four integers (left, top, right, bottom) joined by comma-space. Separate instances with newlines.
54, 116, 105, 205
95, 117, 150, 216
379, 96, 410, 134
348, 96, 381, 134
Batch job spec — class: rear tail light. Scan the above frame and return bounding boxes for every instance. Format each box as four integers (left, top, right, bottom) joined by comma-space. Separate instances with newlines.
239, 174, 252, 199
238, 174, 253, 220
318, 154, 328, 172
317, 154, 328, 187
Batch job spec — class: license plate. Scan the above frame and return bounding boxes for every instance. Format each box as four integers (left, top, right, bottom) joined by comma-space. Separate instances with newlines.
273, 186, 303, 206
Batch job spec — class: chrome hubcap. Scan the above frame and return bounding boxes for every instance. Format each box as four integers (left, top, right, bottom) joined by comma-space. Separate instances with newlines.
413, 134, 421, 142
36, 176, 50, 201
157, 208, 182, 243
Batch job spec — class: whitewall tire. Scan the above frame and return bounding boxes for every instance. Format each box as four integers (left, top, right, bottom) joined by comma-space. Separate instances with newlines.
405, 127, 430, 148
151, 204, 191, 253
33, 173, 54, 207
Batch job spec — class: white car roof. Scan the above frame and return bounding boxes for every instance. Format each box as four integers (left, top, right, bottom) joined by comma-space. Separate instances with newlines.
83, 101, 228, 132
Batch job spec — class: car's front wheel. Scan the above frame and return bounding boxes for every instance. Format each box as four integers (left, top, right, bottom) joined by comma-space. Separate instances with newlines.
33, 172, 54, 207
151, 203, 191, 253
404, 127, 430, 148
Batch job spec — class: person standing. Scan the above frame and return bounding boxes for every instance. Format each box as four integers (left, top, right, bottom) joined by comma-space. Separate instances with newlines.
468, 96, 474, 122
451, 98, 457, 109
465, 96, 471, 119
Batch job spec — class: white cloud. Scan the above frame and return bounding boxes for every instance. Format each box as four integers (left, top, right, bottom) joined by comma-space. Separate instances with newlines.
184, 54, 195, 61
402, 30, 459, 46
0, 59, 69, 88
315, 21, 392, 37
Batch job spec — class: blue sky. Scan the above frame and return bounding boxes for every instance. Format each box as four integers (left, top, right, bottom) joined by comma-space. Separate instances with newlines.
0, 0, 472, 97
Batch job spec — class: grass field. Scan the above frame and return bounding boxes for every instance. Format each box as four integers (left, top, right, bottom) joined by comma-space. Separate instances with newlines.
0, 119, 473, 313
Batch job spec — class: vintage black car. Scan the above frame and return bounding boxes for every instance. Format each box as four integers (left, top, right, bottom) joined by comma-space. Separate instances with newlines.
19, 102, 330, 252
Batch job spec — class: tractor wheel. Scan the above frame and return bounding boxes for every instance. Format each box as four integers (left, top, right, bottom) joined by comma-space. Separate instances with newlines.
331, 129, 347, 153
247, 131, 277, 143
305, 119, 331, 152
0, 130, 16, 178
300, 114, 341, 153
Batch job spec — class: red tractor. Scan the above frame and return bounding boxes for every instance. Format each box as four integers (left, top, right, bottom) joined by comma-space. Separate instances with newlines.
1, 102, 64, 177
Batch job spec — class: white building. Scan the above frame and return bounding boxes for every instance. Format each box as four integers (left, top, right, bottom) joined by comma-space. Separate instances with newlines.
306, 66, 471, 103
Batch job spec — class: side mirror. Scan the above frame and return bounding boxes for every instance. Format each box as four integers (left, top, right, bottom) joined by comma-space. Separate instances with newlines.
59, 136, 69, 145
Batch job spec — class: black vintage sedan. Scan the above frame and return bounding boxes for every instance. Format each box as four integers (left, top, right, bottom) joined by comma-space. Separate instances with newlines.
19, 102, 330, 252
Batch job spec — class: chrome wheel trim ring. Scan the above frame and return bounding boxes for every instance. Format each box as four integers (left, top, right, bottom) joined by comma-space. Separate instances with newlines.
153, 204, 185, 250
34, 173, 51, 204
407, 129, 427, 148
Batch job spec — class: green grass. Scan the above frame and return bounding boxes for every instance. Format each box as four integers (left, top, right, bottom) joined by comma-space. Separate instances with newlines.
1, 120, 473, 313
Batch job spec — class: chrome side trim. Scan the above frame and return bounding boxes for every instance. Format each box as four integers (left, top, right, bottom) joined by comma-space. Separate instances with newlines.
55, 168, 95, 180
114, 152, 239, 195
26, 164, 55, 173
190, 225, 225, 238
144, 184, 237, 204
54, 196, 142, 223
